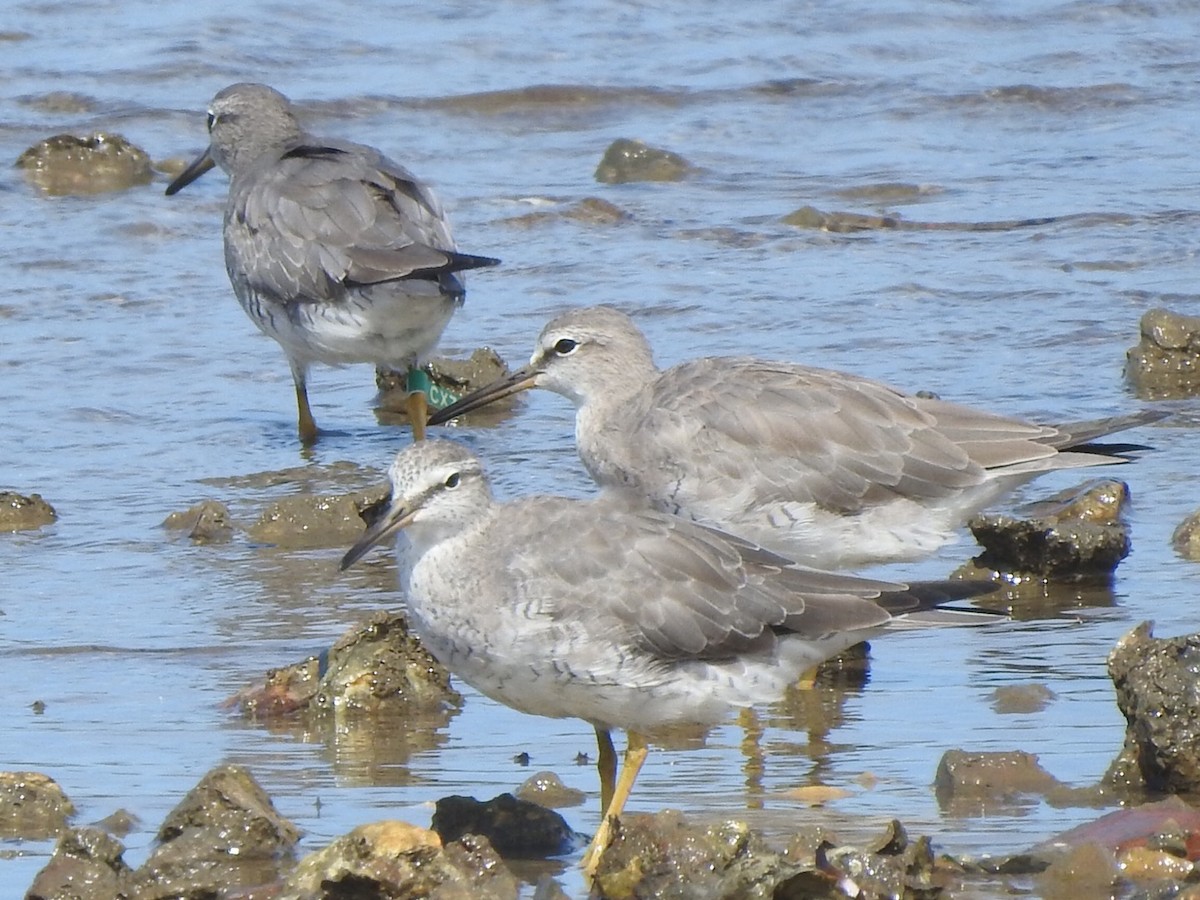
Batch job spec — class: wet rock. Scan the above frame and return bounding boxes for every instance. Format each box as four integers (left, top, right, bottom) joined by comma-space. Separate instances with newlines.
431, 793, 578, 858
0, 771, 74, 840
19, 91, 99, 115
934, 750, 1063, 813
783, 205, 907, 232
93, 807, 139, 837
16, 132, 153, 196
515, 772, 586, 808
0, 491, 57, 531
247, 489, 383, 549
966, 479, 1132, 582
377, 350, 513, 423
1126, 307, 1200, 398
233, 611, 461, 717
833, 182, 946, 205
131, 764, 299, 897
1171, 509, 1200, 561
26, 826, 134, 900
594, 138, 692, 184
1106, 622, 1200, 793
504, 196, 632, 228
278, 821, 519, 900
161, 499, 234, 543
990, 683, 1057, 714
1035, 841, 1117, 900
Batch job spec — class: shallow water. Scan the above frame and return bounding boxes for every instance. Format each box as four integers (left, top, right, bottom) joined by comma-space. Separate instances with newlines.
2, 0, 1198, 895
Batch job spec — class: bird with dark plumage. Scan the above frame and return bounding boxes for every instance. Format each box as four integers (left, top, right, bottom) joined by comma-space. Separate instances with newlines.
166, 82, 498, 444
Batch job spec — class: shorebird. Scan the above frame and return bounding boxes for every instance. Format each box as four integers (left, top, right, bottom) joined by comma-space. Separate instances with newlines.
166, 82, 498, 443
427, 305, 1163, 569
340, 439, 996, 877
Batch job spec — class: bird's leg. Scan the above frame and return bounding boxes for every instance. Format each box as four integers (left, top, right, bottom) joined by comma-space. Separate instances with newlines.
290, 362, 319, 446
582, 730, 648, 881
738, 707, 766, 809
595, 726, 617, 816
407, 390, 429, 442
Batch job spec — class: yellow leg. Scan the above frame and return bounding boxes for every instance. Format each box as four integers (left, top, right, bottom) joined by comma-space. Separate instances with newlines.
738, 708, 765, 809
795, 665, 818, 690
595, 727, 617, 817
582, 731, 649, 880
294, 379, 318, 446
407, 391, 428, 442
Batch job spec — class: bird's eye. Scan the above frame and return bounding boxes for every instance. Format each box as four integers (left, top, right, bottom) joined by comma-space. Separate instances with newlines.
205, 112, 217, 133
553, 338, 578, 356
444, 472, 461, 489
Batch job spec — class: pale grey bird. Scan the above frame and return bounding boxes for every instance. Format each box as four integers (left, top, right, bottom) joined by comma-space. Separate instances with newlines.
428, 306, 1164, 569
166, 82, 499, 444
340, 439, 996, 877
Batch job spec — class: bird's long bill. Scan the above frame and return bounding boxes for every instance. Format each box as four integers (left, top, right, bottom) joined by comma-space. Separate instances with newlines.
425, 366, 540, 426
164, 146, 216, 196
339, 500, 416, 571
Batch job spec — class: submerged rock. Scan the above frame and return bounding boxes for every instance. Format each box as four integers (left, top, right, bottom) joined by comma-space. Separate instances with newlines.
25, 826, 134, 900
1106, 623, 1200, 793
246, 486, 387, 549
934, 750, 1064, 815
0, 771, 74, 840
1126, 307, 1200, 398
503, 196, 631, 228
161, 499, 234, 543
1171, 508, 1200, 561
431, 793, 578, 858
0, 491, 57, 531
279, 821, 519, 900
233, 611, 461, 718
515, 771, 587, 809
16, 132, 153, 195
131, 764, 299, 897
594, 138, 692, 184
966, 479, 1132, 582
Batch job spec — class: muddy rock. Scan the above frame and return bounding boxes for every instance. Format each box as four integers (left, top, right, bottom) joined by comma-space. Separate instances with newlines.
1171, 509, 1200, 561
594, 138, 693, 183
278, 821, 519, 900
0, 771, 74, 840
515, 771, 587, 809
431, 793, 578, 858
16, 132, 154, 195
503, 196, 632, 228
161, 499, 234, 544
934, 750, 1064, 814
1126, 307, 1200, 398
966, 478, 1132, 582
0, 491, 57, 531
246, 488, 385, 549
26, 826, 135, 900
130, 764, 299, 897
377, 349, 512, 423
1105, 622, 1200, 793
233, 611, 461, 717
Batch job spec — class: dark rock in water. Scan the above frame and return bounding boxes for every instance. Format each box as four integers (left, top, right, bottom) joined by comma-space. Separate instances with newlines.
431, 793, 578, 858
967, 479, 1132, 582
1126, 307, 1200, 399
0, 771, 75, 840
16, 132, 153, 195
130, 764, 299, 897
934, 750, 1063, 813
247, 486, 388, 549
233, 611, 461, 718
26, 826, 134, 900
161, 499, 234, 544
593, 811, 954, 900
594, 138, 692, 183
1171, 509, 1200, 561
503, 196, 632, 228
279, 821, 520, 900
0, 491, 57, 532
1106, 623, 1200, 793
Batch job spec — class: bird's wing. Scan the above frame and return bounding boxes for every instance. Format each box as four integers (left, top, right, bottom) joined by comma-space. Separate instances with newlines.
620, 359, 994, 515
224, 141, 466, 303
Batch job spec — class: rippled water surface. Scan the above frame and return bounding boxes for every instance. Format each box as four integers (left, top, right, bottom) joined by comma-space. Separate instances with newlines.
3, 1, 1198, 895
